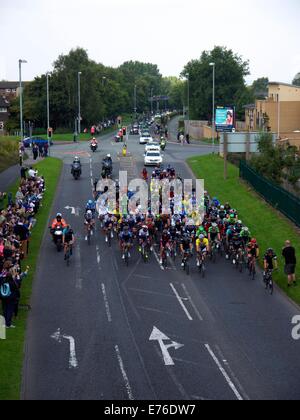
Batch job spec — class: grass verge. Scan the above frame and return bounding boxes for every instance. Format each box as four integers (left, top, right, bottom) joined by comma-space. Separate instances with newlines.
0, 157, 63, 400
187, 154, 300, 305
0, 140, 19, 173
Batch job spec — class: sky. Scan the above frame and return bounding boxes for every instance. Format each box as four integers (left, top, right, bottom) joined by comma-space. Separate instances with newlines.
1, 0, 300, 85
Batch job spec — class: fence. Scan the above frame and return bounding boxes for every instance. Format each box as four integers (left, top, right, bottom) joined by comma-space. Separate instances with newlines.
239, 160, 300, 227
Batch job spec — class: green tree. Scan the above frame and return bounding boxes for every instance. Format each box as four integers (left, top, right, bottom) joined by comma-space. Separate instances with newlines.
182, 46, 251, 121
293, 73, 300, 86
251, 77, 269, 99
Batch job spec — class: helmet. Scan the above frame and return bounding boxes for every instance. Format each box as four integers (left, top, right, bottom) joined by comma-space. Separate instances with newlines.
237, 220, 242, 225
163, 229, 169, 235
267, 248, 274, 254
88, 200, 93, 205
212, 223, 217, 228
56, 213, 62, 218
220, 205, 225, 210
251, 238, 257, 244
74, 156, 80, 162
123, 225, 129, 232
107, 154, 111, 158
199, 234, 205, 240
142, 225, 148, 231
87, 210, 92, 215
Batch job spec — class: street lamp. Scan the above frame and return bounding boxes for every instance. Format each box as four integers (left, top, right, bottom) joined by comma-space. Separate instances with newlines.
209, 62, 215, 153
186, 73, 190, 137
78, 71, 82, 137
19, 59, 27, 139
46, 73, 50, 149
277, 88, 280, 140
134, 84, 137, 121
151, 87, 154, 115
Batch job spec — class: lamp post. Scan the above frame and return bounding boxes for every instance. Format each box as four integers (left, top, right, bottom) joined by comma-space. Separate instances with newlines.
186, 72, 190, 136
151, 87, 154, 115
46, 73, 50, 149
102, 76, 107, 124
134, 84, 137, 120
19, 59, 27, 139
277, 88, 280, 140
78, 71, 82, 137
209, 62, 215, 153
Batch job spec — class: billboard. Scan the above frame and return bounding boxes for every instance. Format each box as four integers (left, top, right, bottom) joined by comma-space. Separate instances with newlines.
215, 107, 235, 132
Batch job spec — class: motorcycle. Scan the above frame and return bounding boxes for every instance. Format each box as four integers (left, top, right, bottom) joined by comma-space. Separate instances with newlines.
101, 161, 113, 179
160, 138, 166, 151
90, 143, 98, 153
72, 163, 81, 180
50, 226, 64, 252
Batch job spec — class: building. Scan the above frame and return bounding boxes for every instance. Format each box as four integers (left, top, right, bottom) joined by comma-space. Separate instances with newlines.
0, 96, 10, 134
245, 82, 300, 137
0, 81, 20, 100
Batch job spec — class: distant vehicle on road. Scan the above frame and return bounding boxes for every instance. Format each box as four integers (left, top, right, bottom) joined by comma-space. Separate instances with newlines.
139, 131, 152, 145
130, 124, 140, 135
23, 137, 49, 148
144, 150, 163, 166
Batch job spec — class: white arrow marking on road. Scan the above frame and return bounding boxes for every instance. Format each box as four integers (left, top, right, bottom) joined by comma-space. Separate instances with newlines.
51, 329, 78, 369
149, 326, 184, 366
64, 206, 76, 215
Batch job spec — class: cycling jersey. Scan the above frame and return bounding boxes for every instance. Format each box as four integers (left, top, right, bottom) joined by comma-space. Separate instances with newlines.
196, 238, 209, 250
181, 238, 191, 251
63, 228, 74, 243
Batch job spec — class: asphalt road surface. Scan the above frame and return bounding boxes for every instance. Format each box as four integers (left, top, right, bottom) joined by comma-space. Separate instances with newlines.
22, 131, 300, 400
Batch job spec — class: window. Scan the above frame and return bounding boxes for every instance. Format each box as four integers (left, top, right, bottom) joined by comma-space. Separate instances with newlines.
0, 122, 4, 130
5, 89, 11, 93
0, 108, 7, 113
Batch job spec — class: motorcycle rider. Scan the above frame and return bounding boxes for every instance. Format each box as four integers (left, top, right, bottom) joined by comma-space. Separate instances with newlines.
90, 137, 98, 151
102, 154, 113, 177
71, 156, 82, 177
51, 213, 67, 231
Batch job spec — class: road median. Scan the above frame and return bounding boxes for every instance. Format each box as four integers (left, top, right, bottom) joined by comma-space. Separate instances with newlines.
187, 154, 300, 306
0, 157, 63, 400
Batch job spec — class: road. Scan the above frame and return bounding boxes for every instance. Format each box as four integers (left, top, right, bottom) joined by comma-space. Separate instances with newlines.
22, 130, 300, 400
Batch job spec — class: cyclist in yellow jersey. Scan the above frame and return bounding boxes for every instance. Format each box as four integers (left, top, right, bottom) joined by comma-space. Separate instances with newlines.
196, 234, 210, 267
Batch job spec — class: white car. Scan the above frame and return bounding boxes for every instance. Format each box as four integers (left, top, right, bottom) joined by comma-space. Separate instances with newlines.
144, 150, 163, 166
145, 143, 160, 153
139, 132, 152, 144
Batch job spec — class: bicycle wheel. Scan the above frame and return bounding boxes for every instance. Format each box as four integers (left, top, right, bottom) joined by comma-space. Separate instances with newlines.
108, 231, 112, 247
88, 230, 91, 245
269, 279, 274, 295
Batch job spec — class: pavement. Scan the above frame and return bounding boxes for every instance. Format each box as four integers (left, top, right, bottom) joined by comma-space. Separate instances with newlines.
21, 129, 300, 400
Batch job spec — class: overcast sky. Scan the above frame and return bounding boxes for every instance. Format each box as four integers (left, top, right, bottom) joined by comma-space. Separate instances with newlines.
1, 0, 300, 85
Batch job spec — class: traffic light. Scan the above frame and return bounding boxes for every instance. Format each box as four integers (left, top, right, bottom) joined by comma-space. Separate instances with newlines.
48, 128, 53, 138
122, 127, 127, 136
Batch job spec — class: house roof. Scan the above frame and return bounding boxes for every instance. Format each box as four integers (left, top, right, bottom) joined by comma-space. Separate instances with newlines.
269, 81, 300, 89
0, 96, 10, 108
0, 81, 19, 90
243, 104, 256, 109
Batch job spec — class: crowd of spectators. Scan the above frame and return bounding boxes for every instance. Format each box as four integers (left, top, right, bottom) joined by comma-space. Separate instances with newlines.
0, 168, 45, 329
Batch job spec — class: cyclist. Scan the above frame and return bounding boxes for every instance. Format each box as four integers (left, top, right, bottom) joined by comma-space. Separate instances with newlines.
84, 210, 95, 240
180, 233, 193, 267
160, 228, 171, 264
240, 226, 251, 246
264, 248, 278, 273
86, 199, 96, 216
196, 234, 210, 267
141, 168, 148, 182
62, 224, 75, 260
119, 225, 133, 259
247, 238, 260, 271
232, 232, 243, 265
208, 222, 221, 244
139, 225, 150, 254
103, 213, 115, 242
196, 225, 207, 239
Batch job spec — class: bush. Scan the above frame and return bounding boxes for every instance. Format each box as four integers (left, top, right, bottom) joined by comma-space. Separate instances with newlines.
0, 140, 19, 173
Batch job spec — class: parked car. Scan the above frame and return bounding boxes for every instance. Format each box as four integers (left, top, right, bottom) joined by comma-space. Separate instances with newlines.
23, 137, 49, 148
144, 150, 163, 166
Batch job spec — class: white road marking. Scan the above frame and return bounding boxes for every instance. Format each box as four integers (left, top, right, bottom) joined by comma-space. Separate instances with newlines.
152, 248, 164, 270
75, 244, 83, 290
170, 283, 193, 321
204, 344, 243, 401
181, 284, 203, 321
115, 345, 134, 400
96, 245, 101, 265
101, 283, 112, 322
51, 329, 78, 369
149, 326, 184, 366
65, 205, 76, 215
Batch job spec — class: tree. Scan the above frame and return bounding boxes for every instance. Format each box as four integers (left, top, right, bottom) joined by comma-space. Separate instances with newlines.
293, 73, 300, 86
182, 46, 251, 121
251, 77, 269, 99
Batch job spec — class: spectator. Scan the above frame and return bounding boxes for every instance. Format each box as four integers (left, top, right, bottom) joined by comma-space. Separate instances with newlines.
282, 240, 297, 287
32, 144, 39, 161
0, 192, 6, 212
28, 167, 37, 179
20, 166, 28, 180
186, 133, 190, 144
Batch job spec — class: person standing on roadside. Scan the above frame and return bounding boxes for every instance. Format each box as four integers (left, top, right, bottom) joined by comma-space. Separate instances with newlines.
179, 133, 185, 146
282, 240, 297, 287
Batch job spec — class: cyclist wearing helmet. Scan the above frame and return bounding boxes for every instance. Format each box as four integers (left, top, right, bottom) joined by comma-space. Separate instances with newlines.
86, 199, 96, 215
180, 233, 193, 267
196, 225, 207, 239
139, 225, 149, 252
240, 226, 251, 245
84, 209, 95, 240
264, 248, 278, 272
160, 228, 171, 264
208, 222, 221, 244
119, 225, 133, 259
247, 238, 260, 260
196, 234, 210, 266
63, 224, 75, 260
